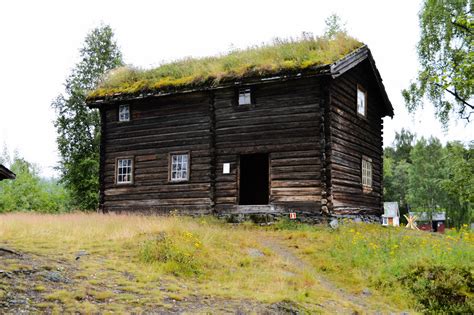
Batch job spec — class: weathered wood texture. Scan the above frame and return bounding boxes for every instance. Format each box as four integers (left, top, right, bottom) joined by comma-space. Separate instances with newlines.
213, 79, 322, 213
97, 66, 387, 216
101, 92, 212, 213
327, 60, 384, 215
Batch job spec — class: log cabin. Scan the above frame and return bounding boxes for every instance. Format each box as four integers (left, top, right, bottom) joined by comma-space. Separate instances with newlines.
87, 34, 393, 219
0, 164, 15, 181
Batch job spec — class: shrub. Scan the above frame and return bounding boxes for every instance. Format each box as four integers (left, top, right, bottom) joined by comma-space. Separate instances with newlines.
140, 231, 203, 276
400, 265, 474, 313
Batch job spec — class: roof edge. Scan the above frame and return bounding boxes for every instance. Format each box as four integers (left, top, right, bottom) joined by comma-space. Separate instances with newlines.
330, 45, 394, 117
87, 45, 394, 118
0, 164, 16, 180
87, 67, 334, 107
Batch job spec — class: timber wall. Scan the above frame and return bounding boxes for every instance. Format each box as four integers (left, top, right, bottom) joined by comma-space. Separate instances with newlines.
213, 78, 322, 214
101, 92, 213, 213
327, 60, 384, 215
98, 69, 386, 216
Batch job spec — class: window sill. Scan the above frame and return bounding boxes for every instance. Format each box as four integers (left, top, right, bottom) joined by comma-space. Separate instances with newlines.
362, 186, 373, 193
114, 182, 135, 187
169, 179, 189, 184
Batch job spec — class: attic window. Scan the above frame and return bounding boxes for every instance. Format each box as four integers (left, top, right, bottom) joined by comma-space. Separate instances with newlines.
119, 105, 130, 121
357, 85, 367, 117
238, 88, 252, 105
362, 156, 372, 189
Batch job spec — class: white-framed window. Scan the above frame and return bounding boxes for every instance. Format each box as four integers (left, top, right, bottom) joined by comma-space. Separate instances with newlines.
357, 85, 367, 117
238, 88, 252, 105
116, 158, 133, 184
119, 104, 130, 122
170, 153, 189, 182
362, 156, 372, 188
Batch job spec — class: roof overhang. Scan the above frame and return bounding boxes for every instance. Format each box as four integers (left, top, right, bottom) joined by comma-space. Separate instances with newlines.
87, 45, 394, 118
330, 45, 394, 117
0, 164, 15, 181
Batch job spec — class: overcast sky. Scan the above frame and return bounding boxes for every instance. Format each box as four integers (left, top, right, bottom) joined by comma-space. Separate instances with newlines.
0, 0, 472, 178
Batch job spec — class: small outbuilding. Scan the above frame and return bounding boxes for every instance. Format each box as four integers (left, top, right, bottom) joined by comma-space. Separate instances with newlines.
382, 202, 400, 227
0, 164, 15, 181
410, 212, 446, 233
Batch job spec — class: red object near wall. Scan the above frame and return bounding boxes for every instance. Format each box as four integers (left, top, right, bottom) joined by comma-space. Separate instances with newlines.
418, 223, 432, 231
434, 222, 445, 233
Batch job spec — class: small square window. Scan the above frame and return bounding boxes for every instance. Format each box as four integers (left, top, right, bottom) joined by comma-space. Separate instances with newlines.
357, 85, 367, 116
238, 88, 252, 105
170, 153, 190, 182
223, 163, 230, 174
116, 158, 133, 184
119, 105, 130, 122
362, 157, 372, 188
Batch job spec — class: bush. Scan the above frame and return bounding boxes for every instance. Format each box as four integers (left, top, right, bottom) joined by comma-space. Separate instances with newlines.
400, 265, 474, 313
140, 231, 203, 276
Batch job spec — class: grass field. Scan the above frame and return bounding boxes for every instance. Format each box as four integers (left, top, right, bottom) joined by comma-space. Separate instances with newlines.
0, 213, 472, 313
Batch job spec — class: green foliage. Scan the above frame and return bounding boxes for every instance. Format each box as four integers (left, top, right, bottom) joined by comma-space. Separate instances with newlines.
140, 231, 204, 277
324, 14, 347, 39
402, 0, 473, 125
287, 222, 474, 311
400, 265, 474, 313
407, 137, 446, 213
0, 153, 71, 213
52, 25, 123, 210
89, 32, 362, 99
383, 129, 415, 214
384, 131, 473, 227
441, 141, 474, 228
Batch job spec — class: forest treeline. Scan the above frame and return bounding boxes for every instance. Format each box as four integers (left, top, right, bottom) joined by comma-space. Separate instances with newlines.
0, 130, 472, 227
384, 129, 473, 228
0, 148, 71, 213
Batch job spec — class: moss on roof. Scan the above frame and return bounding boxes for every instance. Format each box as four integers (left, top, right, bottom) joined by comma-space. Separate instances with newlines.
87, 33, 363, 100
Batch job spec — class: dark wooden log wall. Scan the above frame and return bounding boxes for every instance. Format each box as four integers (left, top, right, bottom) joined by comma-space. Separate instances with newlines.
327, 60, 384, 215
213, 79, 322, 214
97, 67, 387, 216
101, 92, 213, 213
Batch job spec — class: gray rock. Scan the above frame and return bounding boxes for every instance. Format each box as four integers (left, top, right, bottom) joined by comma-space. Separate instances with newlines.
247, 248, 265, 258
76, 250, 88, 257
0, 270, 13, 279
329, 219, 339, 229
42, 271, 69, 283
362, 288, 372, 296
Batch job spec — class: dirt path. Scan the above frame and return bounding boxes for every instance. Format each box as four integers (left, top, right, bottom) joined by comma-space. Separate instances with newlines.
260, 237, 392, 314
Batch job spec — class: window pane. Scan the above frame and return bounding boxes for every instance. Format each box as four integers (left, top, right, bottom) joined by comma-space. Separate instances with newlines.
238, 89, 251, 105
170, 154, 189, 181
119, 105, 130, 121
357, 88, 366, 116
362, 158, 372, 187
117, 158, 132, 183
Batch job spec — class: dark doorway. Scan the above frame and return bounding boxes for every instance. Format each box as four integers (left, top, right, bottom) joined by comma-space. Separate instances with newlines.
239, 153, 269, 205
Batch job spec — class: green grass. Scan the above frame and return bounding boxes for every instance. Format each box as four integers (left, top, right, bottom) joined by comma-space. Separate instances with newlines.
272, 219, 474, 312
88, 32, 363, 99
1, 213, 472, 313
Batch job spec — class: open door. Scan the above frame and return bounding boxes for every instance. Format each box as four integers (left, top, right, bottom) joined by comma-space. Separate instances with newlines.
239, 153, 269, 205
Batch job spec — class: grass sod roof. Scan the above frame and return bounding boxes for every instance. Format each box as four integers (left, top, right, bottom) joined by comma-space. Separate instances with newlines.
87, 33, 364, 100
